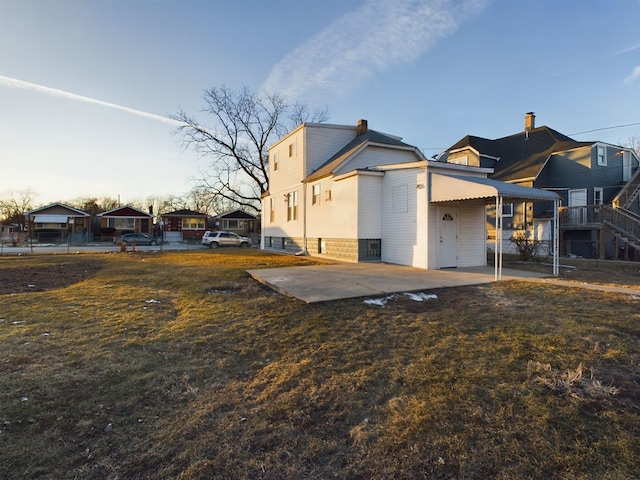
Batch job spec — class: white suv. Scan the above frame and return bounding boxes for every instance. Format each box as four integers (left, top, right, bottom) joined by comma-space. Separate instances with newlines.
201, 231, 251, 249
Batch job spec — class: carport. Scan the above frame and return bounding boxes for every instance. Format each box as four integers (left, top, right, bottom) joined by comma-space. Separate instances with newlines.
430, 174, 560, 280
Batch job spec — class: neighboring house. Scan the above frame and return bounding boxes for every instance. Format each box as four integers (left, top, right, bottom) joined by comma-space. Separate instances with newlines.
261, 119, 559, 278
212, 210, 258, 237
161, 209, 209, 242
443, 113, 640, 259
1, 223, 24, 246
26, 203, 91, 243
97, 206, 154, 237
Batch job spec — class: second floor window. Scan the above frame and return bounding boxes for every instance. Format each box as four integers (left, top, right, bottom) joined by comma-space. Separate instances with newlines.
597, 145, 606, 166
312, 184, 320, 205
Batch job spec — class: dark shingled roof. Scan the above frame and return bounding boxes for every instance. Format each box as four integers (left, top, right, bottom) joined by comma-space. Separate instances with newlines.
448, 126, 593, 182
305, 129, 422, 183
163, 209, 208, 217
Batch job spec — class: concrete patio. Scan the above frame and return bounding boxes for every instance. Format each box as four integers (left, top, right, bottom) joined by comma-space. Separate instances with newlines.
247, 263, 550, 303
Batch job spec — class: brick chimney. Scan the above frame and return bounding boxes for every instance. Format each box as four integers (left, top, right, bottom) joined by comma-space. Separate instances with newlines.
356, 119, 368, 136
524, 112, 535, 132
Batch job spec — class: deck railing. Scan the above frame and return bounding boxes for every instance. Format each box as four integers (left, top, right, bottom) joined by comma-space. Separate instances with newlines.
560, 205, 640, 245
559, 205, 602, 227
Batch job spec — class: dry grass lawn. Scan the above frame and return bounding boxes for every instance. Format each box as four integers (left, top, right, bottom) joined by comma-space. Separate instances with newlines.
0, 250, 638, 479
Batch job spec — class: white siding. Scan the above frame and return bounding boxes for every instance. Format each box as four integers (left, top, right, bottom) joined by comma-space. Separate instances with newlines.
262, 185, 304, 239
305, 124, 356, 175
306, 179, 341, 238
328, 176, 359, 238
456, 203, 487, 267
335, 147, 417, 176
268, 128, 305, 194
381, 168, 427, 268
357, 174, 383, 238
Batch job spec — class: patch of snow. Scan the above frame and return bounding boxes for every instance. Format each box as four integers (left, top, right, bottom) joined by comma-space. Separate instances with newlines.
365, 292, 438, 306
404, 292, 438, 302
364, 295, 395, 306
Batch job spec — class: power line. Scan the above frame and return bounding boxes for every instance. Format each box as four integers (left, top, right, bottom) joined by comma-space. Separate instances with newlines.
569, 122, 640, 136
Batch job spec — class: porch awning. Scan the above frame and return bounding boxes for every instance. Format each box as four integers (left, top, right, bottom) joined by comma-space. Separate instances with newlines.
430, 174, 559, 203
33, 215, 69, 223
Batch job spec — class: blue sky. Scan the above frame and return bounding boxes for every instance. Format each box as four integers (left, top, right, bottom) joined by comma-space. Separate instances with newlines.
1, 0, 639, 206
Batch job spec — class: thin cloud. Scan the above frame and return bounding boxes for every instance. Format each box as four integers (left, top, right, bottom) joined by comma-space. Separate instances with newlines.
624, 65, 640, 85
0, 75, 182, 126
261, 0, 488, 100
610, 43, 640, 57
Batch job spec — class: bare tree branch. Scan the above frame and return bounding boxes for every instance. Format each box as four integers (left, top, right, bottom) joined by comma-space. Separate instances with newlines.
171, 85, 328, 213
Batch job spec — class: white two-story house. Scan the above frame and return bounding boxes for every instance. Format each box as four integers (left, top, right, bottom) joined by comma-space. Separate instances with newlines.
261, 119, 560, 277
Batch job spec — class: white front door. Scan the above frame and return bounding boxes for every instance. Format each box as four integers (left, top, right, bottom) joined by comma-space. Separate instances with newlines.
439, 208, 458, 268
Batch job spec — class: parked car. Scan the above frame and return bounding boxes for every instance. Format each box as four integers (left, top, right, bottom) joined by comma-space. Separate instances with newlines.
113, 233, 162, 246
201, 231, 251, 249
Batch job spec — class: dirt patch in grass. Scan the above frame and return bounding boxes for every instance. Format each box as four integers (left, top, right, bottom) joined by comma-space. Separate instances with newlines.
0, 261, 102, 294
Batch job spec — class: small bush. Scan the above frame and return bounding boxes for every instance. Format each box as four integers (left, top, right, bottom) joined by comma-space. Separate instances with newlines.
510, 231, 541, 261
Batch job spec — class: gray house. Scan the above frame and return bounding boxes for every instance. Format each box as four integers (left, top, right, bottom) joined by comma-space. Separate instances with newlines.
443, 113, 640, 259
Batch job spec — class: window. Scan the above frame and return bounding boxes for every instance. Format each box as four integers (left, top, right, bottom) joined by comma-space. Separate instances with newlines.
272, 152, 278, 171
288, 142, 296, 158
223, 219, 246, 230
597, 145, 607, 166
312, 184, 321, 205
594, 187, 603, 205
502, 203, 514, 217
449, 155, 469, 166
287, 191, 298, 221
108, 218, 135, 230
269, 198, 275, 223
183, 217, 205, 229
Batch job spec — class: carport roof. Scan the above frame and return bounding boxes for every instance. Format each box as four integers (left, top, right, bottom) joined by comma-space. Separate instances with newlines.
430, 173, 560, 203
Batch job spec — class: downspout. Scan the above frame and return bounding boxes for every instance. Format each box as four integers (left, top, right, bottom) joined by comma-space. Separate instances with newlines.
302, 182, 308, 254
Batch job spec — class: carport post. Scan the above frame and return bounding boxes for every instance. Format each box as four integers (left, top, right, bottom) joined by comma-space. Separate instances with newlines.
553, 199, 559, 276
495, 196, 503, 281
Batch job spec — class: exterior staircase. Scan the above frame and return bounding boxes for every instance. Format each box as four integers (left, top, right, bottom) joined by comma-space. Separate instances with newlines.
601, 206, 640, 252
560, 167, 640, 259
613, 167, 640, 210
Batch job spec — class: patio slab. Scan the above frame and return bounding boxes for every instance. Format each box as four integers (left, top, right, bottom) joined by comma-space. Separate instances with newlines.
247, 263, 549, 303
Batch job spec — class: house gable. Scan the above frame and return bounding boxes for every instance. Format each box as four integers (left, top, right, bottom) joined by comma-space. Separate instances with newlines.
99, 206, 152, 218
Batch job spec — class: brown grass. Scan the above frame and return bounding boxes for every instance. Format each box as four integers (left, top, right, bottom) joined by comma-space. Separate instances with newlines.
0, 250, 638, 479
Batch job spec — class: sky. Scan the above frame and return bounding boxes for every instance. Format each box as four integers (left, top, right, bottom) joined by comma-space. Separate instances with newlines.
1, 0, 639, 207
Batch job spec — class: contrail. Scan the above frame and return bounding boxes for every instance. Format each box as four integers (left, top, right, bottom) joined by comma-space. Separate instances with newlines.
0, 74, 182, 126
261, 0, 489, 100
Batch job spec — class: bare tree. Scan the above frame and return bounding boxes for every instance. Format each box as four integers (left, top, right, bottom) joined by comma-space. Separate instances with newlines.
624, 135, 640, 157
172, 86, 328, 213
67, 197, 120, 215
0, 190, 35, 230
